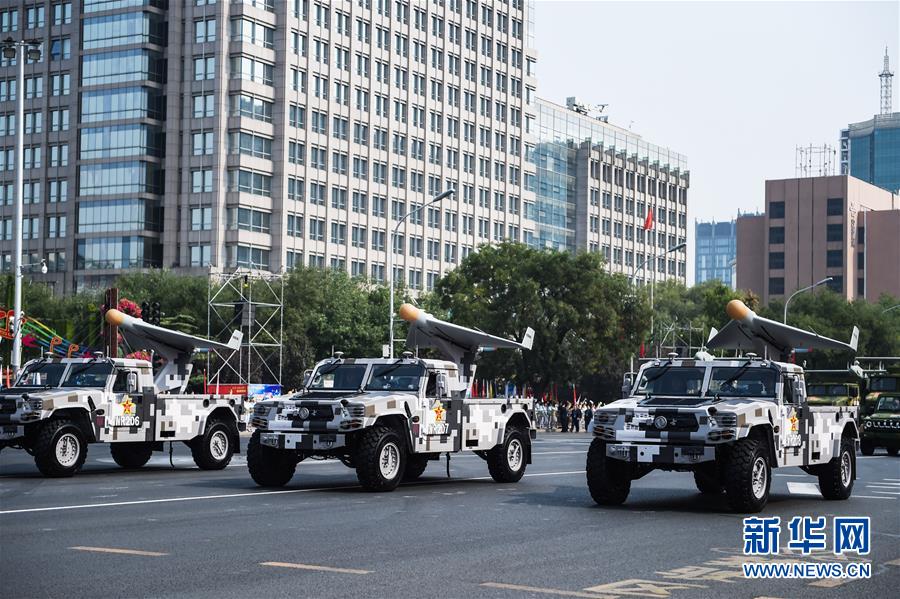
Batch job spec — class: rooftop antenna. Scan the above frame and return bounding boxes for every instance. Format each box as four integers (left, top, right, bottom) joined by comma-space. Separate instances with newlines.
880, 46, 893, 115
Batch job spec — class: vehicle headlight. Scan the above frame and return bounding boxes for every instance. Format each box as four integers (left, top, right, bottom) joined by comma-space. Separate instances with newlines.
864, 420, 872, 428
24, 398, 43, 411
340, 407, 350, 419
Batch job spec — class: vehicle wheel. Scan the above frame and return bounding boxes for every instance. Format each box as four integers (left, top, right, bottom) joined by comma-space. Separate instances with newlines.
487, 427, 529, 483
859, 439, 875, 456
247, 431, 297, 487
586, 439, 631, 506
355, 425, 406, 491
693, 470, 723, 494
191, 419, 235, 470
403, 454, 430, 481
887, 447, 899, 457
110, 442, 153, 469
723, 438, 770, 513
33, 419, 88, 477
819, 436, 855, 500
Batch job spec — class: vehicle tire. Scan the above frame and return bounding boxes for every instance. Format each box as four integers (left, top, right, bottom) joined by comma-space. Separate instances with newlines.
402, 454, 430, 481
859, 439, 875, 456
887, 447, 899, 457
355, 425, 406, 491
247, 431, 297, 487
818, 436, 855, 500
586, 439, 631, 506
693, 470, 723, 494
487, 427, 529, 483
110, 442, 153, 469
723, 438, 770, 513
33, 419, 88, 477
191, 419, 235, 470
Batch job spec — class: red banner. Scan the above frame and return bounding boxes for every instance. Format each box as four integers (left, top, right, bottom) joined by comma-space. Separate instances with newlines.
205, 383, 248, 395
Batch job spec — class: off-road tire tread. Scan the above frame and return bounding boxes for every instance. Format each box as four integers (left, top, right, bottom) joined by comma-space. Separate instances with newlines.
586, 439, 631, 505
724, 438, 769, 512
487, 427, 528, 483
818, 436, 855, 500
403, 454, 430, 481
355, 425, 405, 491
247, 430, 296, 487
191, 418, 235, 470
859, 440, 875, 456
887, 447, 898, 457
110, 442, 153, 469
693, 470, 723, 494
34, 419, 87, 477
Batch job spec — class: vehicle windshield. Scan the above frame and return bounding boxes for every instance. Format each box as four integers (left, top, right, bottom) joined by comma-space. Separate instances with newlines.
307, 363, 368, 391
14, 362, 67, 388
807, 384, 849, 397
874, 396, 900, 412
869, 377, 898, 392
365, 363, 425, 392
708, 367, 777, 398
634, 367, 704, 396
61, 363, 115, 388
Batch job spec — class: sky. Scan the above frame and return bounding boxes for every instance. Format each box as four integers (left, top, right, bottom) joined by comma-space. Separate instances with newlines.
534, 0, 900, 280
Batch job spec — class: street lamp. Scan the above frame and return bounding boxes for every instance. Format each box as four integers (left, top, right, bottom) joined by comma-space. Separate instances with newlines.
387, 189, 454, 358
630, 241, 685, 286
783, 277, 832, 323
1, 37, 42, 373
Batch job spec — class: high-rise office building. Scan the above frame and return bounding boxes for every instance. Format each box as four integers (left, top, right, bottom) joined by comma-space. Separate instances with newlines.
694, 219, 738, 288
531, 97, 689, 284
840, 49, 899, 193
0, 0, 538, 294
736, 175, 900, 304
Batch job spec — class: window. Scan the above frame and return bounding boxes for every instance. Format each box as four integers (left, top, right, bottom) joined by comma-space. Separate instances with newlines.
826, 224, 843, 242
230, 56, 274, 85
49, 109, 69, 131
50, 37, 71, 61
769, 226, 784, 244
769, 277, 784, 295
229, 131, 273, 159
192, 131, 214, 155
827, 197, 843, 216
232, 94, 273, 123
190, 245, 211, 268
229, 207, 271, 233
194, 56, 215, 80
231, 18, 274, 49
826, 249, 843, 268
26, 5, 45, 29
48, 179, 68, 203
191, 207, 212, 231
195, 18, 216, 43
53, 2, 71, 25
228, 169, 272, 197
769, 201, 785, 219
83, 12, 165, 48
191, 169, 213, 193
768, 252, 784, 269
193, 93, 214, 118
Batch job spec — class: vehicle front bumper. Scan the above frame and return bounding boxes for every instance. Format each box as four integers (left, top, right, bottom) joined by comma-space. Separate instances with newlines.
606, 442, 716, 464
0, 424, 25, 444
259, 431, 346, 451
861, 431, 899, 446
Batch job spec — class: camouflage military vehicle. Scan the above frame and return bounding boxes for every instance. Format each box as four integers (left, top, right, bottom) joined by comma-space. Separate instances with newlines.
587, 300, 860, 512
805, 382, 861, 407
0, 309, 245, 476
248, 304, 536, 491
860, 394, 900, 456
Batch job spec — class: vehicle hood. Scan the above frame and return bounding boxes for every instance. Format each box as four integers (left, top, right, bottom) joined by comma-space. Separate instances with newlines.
607, 395, 770, 411
867, 411, 900, 420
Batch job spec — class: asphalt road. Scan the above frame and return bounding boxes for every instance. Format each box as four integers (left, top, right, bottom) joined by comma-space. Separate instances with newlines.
1, 433, 898, 599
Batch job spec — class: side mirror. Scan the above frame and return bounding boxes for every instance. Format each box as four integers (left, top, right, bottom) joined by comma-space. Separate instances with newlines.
436, 373, 448, 397
792, 379, 803, 402
126, 371, 138, 394
621, 372, 635, 398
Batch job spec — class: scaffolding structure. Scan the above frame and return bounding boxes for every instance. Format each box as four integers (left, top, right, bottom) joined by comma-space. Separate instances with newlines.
206, 269, 284, 389
653, 318, 707, 358
795, 144, 836, 178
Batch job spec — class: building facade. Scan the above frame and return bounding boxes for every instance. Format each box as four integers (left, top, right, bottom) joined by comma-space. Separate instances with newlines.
0, 0, 538, 294
532, 97, 689, 284
694, 219, 737, 288
840, 112, 900, 194
736, 175, 900, 304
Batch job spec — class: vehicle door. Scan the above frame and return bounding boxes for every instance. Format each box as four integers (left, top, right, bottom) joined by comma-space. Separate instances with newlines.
778, 374, 805, 466
415, 370, 456, 453
108, 368, 153, 442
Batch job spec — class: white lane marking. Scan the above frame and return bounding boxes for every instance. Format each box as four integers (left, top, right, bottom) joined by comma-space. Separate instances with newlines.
774, 473, 807, 477
260, 561, 371, 575
0, 470, 585, 515
866, 482, 900, 487
70, 546, 168, 557
870, 490, 900, 495
787, 482, 821, 496
853, 495, 897, 500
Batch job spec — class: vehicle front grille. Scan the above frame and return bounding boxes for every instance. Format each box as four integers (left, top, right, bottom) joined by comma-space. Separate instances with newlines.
717, 413, 738, 428
346, 405, 365, 418
638, 411, 699, 432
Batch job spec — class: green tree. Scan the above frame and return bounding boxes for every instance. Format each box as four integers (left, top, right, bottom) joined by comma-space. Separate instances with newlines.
431, 243, 650, 401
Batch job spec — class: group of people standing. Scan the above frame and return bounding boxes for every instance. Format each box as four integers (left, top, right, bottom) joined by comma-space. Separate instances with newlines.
534, 399, 600, 433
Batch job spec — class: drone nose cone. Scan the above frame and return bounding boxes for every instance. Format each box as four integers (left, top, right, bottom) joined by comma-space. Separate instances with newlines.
105, 308, 126, 326
399, 303, 422, 323
726, 299, 751, 322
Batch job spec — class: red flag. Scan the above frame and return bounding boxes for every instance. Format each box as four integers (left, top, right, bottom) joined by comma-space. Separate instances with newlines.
639, 342, 646, 358
643, 207, 654, 231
